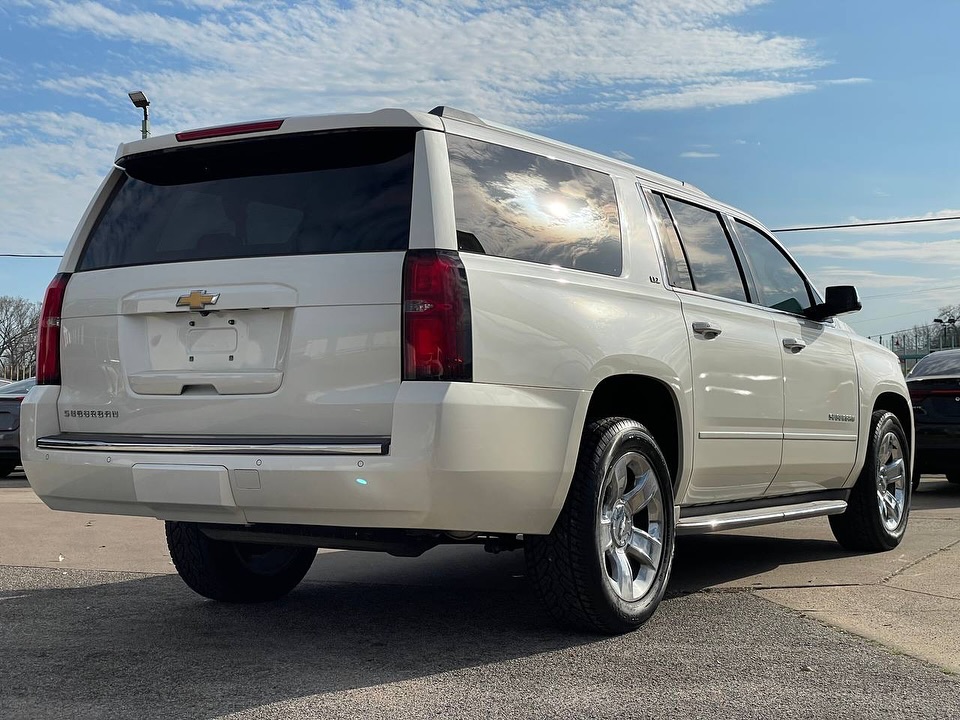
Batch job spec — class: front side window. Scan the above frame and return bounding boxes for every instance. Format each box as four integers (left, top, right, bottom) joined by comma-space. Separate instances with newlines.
734, 220, 813, 314
447, 135, 622, 276
665, 198, 747, 302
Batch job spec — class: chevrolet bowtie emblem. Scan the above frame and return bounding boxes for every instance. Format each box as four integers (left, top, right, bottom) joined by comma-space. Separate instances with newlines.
176, 290, 220, 311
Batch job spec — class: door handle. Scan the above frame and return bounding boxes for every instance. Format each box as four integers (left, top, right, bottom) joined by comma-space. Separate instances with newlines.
782, 338, 807, 353
692, 321, 723, 339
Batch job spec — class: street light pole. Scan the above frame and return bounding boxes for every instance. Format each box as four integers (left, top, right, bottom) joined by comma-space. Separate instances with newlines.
127, 90, 150, 139
934, 318, 945, 351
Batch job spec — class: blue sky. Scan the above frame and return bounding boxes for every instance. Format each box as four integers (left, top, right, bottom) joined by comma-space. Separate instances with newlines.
1, 0, 959, 339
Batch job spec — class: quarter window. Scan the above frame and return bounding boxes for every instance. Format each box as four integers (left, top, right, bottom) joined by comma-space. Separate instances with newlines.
664, 197, 747, 302
643, 189, 693, 290
447, 136, 622, 276
734, 221, 812, 314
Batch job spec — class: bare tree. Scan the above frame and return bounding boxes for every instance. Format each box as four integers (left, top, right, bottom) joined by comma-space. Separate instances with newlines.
0, 296, 41, 380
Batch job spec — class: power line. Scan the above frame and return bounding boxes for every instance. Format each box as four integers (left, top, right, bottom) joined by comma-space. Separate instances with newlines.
0, 253, 63, 258
861, 283, 958, 300
774, 215, 960, 232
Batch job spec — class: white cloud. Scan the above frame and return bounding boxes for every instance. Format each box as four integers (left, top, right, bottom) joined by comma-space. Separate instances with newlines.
0, 0, 846, 256
810, 267, 931, 289
0, 112, 125, 256
825, 77, 871, 85
791, 237, 960, 265
680, 151, 720, 158
611, 150, 634, 161
24, 0, 827, 127
627, 80, 818, 111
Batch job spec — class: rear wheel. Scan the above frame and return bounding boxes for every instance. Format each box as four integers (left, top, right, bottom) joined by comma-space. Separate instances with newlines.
0, 462, 16, 479
830, 411, 910, 552
525, 417, 675, 634
166, 521, 317, 602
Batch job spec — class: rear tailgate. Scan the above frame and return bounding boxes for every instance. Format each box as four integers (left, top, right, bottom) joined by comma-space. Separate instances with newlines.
57, 128, 418, 439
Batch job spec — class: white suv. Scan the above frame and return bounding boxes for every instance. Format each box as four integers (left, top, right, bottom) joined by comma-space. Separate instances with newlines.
22, 106, 913, 633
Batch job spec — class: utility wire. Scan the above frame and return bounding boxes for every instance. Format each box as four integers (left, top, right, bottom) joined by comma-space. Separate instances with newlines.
774, 215, 960, 232
0, 253, 63, 258
861, 283, 958, 300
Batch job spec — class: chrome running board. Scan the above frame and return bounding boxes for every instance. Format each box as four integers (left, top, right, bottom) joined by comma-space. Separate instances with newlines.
675, 499, 848, 535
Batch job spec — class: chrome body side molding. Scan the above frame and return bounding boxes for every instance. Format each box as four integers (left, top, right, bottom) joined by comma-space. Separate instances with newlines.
36, 433, 390, 456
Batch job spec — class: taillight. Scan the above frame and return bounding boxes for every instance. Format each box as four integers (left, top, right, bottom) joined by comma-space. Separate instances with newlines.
37, 273, 70, 385
402, 250, 472, 381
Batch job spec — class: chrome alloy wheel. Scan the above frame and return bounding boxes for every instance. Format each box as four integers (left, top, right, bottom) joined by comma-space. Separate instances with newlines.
596, 451, 665, 603
875, 430, 907, 531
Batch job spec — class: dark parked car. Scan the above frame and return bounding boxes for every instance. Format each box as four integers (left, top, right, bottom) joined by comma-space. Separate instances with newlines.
0, 378, 35, 478
907, 350, 960, 488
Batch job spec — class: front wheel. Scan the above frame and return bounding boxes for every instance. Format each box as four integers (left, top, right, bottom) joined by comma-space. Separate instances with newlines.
166, 521, 317, 602
830, 411, 910, 552
0, 461, 16, 479
946, 473, 960, 485
525, 417, 676, 634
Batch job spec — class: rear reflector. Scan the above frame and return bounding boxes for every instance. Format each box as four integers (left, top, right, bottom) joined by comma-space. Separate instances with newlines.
176, 119, 285, 142
402, 250, 472, 381
37, 273, 70, 386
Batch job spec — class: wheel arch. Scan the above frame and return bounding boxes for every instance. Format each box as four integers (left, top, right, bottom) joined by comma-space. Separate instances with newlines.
874, 390, 914, 468
581, 373, 685, 489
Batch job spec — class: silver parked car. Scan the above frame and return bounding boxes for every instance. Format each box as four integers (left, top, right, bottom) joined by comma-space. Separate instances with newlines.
1, 377, 36, 477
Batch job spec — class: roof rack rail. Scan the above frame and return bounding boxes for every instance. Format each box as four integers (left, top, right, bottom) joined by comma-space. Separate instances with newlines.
428, 106, 486, 125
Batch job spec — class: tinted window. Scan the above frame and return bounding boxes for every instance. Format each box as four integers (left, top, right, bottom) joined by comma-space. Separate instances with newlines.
78, 129, 416, 271
734, 221, 812, 314
908, 350, 960, 378
644, 189, 693, 290
447, 136, 622, 276
665, 198, 747, 302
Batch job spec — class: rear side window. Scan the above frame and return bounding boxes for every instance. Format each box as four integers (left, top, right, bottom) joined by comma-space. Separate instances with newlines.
643, 189, 693, 290
77, 129, 416, 271
447, 135, 622, 276
664, 197, 748, 302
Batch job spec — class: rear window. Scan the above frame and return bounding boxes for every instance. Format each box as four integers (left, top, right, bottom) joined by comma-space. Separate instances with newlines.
907, 350, 960, 378
77, 129, 416, 271
447, 135, 622, 276
0, 378, 35, 394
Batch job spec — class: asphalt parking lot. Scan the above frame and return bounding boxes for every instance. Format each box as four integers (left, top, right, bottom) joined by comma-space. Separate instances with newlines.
1, 469, 958, 719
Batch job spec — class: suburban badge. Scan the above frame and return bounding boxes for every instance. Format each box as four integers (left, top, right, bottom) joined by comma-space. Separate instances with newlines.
828, 413, 856, 422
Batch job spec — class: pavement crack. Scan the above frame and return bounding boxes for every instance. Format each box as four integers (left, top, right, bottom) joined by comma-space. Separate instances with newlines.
882, 538, 960, 584
880, 585, 960, 602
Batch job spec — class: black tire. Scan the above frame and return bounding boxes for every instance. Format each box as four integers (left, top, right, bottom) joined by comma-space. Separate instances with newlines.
525, 417, 676, 634
830, 411, 911, 552
0, 461, 16, 479
165, 521, 317, 602
946, 473, 960, 485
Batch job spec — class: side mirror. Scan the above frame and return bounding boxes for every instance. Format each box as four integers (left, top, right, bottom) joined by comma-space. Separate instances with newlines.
804, 285, 861, 322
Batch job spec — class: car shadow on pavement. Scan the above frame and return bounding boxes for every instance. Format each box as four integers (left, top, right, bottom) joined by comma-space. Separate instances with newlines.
670, 534, 850, 593
0, 562, 609, 719
913, 478, 960, 510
